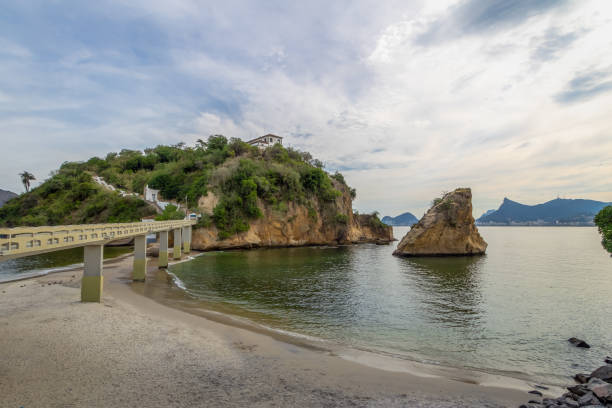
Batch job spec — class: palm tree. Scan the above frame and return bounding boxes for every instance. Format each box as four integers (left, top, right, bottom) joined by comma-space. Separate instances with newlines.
19, 171, 36, 193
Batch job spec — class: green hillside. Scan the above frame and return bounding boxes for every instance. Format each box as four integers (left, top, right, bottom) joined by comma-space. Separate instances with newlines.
0, 136, 355, 239
0, 164, 156, 227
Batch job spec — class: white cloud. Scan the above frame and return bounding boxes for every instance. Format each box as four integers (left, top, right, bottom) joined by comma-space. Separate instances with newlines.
0, 0, 611, 217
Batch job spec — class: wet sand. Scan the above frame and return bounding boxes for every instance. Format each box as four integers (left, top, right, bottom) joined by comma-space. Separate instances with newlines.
0, 253, 539, 407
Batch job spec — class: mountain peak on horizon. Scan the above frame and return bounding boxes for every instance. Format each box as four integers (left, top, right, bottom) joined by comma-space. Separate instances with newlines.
478, 197, 611, 226
382, 211, 418, 227
0, 189, 18, 208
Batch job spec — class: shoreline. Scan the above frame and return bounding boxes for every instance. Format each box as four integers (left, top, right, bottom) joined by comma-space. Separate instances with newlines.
0, 252, 135, 284
0, 252, 542, 407
150, 252, 556, 389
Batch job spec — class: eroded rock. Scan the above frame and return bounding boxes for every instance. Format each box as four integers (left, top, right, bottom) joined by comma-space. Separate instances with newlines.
191, 181, 393, 251
393, 188, 487, 257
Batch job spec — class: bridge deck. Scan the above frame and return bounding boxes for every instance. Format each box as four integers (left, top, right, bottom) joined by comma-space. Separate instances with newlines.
0, 220, 195, 261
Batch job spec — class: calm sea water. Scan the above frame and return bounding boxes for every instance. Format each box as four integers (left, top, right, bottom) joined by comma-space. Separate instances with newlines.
169, 227, 612, 385
0, 246, 132, 282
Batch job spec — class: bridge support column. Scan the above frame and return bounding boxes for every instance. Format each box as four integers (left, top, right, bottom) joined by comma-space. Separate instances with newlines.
173, 228, 182, 260
182, 226, 191, 254
132, 235, 147, 281
158, 230, 168, 268
81, 245, 104, 302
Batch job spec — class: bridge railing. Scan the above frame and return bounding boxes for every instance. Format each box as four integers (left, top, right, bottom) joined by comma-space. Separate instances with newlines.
0, 220, 195, 260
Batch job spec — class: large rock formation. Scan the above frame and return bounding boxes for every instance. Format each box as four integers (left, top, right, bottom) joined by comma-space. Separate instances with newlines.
191, 180, 393, 251
393, 188, 487, 257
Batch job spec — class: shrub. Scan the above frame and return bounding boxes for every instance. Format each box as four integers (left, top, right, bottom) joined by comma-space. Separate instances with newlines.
594, 205, 612, 253
155, 204, 185, 221
331, 172, 346, 184
335, 213, 348, 224
213, 195, 250, 240
307, 203, 318, 222
186, 173, 208, 207
369, 212, 386, 229
195, 213, 212, 228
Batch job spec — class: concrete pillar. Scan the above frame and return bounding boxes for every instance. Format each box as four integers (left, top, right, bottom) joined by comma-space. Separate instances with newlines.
158, 230, 168, 269
182, 226, 191, 254
81, 245, 104, 302
173, 228, 182, 260
132, 234, 147, 281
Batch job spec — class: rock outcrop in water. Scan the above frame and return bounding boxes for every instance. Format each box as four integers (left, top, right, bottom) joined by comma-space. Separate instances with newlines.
393, 188, 487, 257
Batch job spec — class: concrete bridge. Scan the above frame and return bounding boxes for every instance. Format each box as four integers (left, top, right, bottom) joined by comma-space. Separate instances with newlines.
0, 220, 196, 302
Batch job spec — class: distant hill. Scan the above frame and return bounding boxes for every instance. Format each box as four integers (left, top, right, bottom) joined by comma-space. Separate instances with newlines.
480, 209, 495, 218
0, 189, 17, 207
476, 197, 612, 226
382, 212, 418, 226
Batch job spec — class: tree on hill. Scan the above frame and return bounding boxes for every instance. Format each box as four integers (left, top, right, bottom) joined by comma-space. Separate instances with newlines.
0, 136, 354, 238
155, 204, 185, 221
19, 171, 35, 192
594, 205, 612, 254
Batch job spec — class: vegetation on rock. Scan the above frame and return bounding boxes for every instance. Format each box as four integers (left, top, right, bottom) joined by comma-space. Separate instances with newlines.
0, 136, 353, 241
393, 188, 487, 257
594, 205, 612, 253
154, 204, 185, 221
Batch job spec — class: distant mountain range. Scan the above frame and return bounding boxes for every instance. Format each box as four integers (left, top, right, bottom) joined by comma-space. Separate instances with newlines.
382, 212, 418, 226
479, 209, 495, 218
476, 198, 612, 226
0, 189, 17, 207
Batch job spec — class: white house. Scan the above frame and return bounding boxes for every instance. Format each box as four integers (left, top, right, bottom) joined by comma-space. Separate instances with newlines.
246, 134, 283, 148
144, 185, 159, 202
144, 185, 170, 210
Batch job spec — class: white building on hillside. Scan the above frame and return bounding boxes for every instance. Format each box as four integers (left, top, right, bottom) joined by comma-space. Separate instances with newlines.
246, 134, 283, 148
144, 185, 170, 210
144, 185, 159, 202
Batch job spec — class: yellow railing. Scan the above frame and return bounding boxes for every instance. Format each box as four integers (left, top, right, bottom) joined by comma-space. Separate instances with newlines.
0, 220, 195, 260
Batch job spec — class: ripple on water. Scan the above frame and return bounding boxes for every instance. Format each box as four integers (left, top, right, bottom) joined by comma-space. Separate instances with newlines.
168, 227, 612, 385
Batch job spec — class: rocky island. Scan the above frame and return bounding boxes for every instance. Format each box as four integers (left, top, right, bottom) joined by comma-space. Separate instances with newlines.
393, 187, 487, 257
0, 136, 392, 248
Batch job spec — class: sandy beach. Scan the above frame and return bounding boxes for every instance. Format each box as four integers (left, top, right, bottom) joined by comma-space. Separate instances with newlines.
0, 253, 540, 407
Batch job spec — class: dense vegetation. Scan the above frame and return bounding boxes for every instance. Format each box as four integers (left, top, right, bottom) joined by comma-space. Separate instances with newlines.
0, 136, 355, 239
154, 204, 185, 221
594, 205, 612, 254
0, 163, 155, 227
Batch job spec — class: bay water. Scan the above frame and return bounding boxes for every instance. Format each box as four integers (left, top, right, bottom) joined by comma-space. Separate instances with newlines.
2, 226, 609, 385
168, 226, 612, 385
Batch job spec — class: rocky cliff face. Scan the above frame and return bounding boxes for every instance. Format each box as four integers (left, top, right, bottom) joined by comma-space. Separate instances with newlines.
393, 188, 487, 257
191, 181, 393, 251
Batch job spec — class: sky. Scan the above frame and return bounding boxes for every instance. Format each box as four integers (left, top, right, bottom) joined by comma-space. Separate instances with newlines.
1, 0, 611, 217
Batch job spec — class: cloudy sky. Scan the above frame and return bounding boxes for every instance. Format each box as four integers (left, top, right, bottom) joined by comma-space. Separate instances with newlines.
1, 0, 611, 217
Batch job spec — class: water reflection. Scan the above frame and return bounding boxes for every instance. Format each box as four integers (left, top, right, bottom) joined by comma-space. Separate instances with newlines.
398, 256, 485, 330
0, 246, 133, 282
142, 229, 612, 385
169, 247, 356, 320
